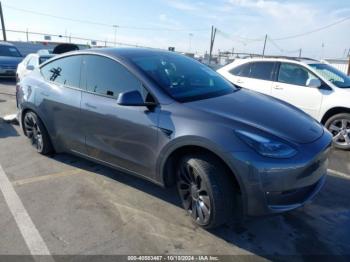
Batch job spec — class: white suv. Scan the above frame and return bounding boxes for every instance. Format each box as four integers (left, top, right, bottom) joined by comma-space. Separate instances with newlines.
16, 51, 54, 82
218, 57, 350, 149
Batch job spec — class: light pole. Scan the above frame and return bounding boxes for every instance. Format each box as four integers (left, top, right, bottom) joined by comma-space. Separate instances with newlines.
113, 25, 119, 47
321, 42, 325, 59
189, 33, 193, 52
262, 34, 267, 57
0, 1, 7, 41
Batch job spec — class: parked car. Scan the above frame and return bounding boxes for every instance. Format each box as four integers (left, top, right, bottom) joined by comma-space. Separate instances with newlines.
0, 42, 23, 78
16, 50, 55, 82
218, 57, 350, 150
16, 48, 332, 228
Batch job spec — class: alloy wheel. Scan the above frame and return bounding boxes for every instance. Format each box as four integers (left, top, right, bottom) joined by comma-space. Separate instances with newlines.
328, 119, 350, 147
177, 162, 211, 225
23, 113, 44, 152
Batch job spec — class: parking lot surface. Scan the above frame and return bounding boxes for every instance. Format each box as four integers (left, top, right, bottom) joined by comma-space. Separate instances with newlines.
1, 80, 350, 260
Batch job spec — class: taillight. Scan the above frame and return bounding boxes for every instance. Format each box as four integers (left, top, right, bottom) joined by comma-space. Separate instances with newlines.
15, 84, 19, 108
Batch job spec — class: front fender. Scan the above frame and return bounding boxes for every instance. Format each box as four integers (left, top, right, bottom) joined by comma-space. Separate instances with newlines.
156, 135, 247, 196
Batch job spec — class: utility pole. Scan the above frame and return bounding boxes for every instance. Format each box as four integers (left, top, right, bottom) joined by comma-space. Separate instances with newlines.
299, 48, 302, 58
209, 26, 217, 64
262, 34, 267, 57
321, 42, 325, 59
26, 28, 29, 42
0, 1, 7, 41
113, 25, 119, 47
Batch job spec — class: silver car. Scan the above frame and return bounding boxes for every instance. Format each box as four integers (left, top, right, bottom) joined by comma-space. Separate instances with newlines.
17, 48, 332, 228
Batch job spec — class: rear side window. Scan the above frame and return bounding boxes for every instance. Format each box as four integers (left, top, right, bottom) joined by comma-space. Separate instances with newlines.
41, 55, 82, 88
229, 63, 251, 77
82, 55, 142, 98
250, 62, 275, 81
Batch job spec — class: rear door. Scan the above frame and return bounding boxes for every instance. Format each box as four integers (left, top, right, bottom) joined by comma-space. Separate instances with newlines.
227, 61, 276, 95
271, 62, 324, 119
38, 55, 85, 153
80, 55, 159, 178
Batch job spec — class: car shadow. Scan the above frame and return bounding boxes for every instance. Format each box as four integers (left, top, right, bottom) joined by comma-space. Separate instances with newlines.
0, 120, 19, 138
0, 78, 16, 85
329, 148, 350, 175
51, 153, 350, 258
51, 153, 181, 207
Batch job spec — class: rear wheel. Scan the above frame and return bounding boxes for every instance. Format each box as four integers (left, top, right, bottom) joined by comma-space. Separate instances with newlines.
23, 111, 53, 155
176, 154, 241, 229
325, 113, 350, 150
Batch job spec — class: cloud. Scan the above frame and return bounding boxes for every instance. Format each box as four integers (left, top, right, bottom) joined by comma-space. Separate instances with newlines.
158, 13, 182, 28
166, 0, 198, 11
227, 0, 316, 21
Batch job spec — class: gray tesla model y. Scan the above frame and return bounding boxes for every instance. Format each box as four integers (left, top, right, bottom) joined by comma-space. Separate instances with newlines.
16, 48, 332, 228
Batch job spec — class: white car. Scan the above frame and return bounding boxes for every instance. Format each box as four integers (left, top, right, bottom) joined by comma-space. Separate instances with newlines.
16, 51, 54, 82
218, 57, 350, 149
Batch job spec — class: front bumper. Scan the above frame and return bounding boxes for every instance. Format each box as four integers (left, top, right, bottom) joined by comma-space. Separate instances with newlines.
227, 130, 332, 217
0, 68, 16, 77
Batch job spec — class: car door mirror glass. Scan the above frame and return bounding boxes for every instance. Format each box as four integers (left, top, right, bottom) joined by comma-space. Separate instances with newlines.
306, 78, 321, 88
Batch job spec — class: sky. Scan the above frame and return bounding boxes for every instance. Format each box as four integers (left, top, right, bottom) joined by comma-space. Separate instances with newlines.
2, 0, 350, 59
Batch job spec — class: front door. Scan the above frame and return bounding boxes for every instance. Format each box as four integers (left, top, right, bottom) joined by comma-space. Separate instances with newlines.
80, 55, 159, 179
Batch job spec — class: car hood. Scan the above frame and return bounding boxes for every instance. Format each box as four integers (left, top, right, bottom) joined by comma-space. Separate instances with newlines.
0, 56, 23, 66
186, 89, 324, 144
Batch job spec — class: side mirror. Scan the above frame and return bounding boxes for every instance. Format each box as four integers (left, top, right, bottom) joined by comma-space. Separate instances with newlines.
26, 65, 35, 71
117, 90, 156, 107
306, 78, 321, 88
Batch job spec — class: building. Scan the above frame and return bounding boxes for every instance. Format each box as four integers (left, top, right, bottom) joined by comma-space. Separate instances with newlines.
9, 41, 90, 56
323, 58, 350, 75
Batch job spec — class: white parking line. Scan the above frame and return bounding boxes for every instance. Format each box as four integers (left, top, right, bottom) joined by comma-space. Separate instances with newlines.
328, 169, 350, 179
0, 164, 52, 257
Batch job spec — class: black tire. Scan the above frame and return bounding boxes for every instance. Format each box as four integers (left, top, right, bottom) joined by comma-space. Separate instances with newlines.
176, 154, 242, 229
23, 111, 53, 155
325, 113, 350, 150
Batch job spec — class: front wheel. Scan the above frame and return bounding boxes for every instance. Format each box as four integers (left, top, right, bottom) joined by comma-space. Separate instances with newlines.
176, 154, 241, 229
325, 113, 350, 150
23, 111, 53, 155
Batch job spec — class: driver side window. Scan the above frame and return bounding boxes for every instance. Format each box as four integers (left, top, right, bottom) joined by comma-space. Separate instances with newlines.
278, 63, 318, 87
83, 55, 148, 100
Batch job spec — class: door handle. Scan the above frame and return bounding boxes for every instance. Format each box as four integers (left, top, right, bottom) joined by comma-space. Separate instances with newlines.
236, 79, 244, 84
85, 103, 97, 109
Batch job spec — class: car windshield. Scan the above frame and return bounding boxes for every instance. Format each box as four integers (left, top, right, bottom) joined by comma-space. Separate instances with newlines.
309, 63, 350, 88
0, 45, 22, 57
129, 53, 236, 102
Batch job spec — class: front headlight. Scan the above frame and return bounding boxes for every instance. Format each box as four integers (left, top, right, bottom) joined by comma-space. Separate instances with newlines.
236, 130, 297, 158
